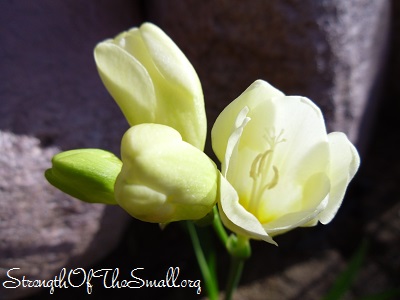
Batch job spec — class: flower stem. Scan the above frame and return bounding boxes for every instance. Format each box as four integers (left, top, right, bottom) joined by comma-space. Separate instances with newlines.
225, 235, 251, 300
225, 256, 245, 300
212, 206, 229, 246
186, 221, 219, 300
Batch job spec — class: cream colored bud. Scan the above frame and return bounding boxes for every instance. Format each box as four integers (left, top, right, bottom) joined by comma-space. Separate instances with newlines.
115, 124, 219, 223
94, 23, 207, 150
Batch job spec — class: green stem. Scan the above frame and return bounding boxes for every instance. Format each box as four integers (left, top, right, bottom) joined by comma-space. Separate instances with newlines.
225, 235, 251, 300
212, 206, 229, 246
186, 221, 219, 300
225, 256, 245, 300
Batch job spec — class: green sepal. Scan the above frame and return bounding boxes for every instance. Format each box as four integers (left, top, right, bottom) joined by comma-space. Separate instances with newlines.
226, 234, 251, 260
194, 208, 215, 227
45, 148, 122, 205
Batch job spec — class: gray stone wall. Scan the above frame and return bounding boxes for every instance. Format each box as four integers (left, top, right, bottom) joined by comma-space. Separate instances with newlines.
0, 1, 140, 299
147, 0, 390, 153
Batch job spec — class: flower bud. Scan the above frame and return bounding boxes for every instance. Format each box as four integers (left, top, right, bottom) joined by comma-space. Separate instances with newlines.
45, 149, 122, 205
115, 124, 218, 223
94, 22, 207, 150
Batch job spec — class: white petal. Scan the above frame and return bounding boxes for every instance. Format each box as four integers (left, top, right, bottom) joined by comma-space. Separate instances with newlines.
212, 80, 284, 162
219, 175, 277, 245
263, 173, 330, 236
262, 172, 330, 236
222, 106, 250, 176
217, 92, 330, 183
318, 132, 360, 224
267, 96, 329, 176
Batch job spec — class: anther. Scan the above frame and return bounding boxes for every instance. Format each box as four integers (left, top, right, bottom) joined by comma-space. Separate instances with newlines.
250, 153, 263, 178
266, 166, 279, 189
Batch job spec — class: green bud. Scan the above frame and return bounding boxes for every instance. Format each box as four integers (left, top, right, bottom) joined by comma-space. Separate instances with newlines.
226, 234, 251, 260
45, 149, 122, 205
115, 123, 218, 223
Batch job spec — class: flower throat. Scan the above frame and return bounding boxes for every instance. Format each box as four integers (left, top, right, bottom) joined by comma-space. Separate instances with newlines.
247, 129, 286, 219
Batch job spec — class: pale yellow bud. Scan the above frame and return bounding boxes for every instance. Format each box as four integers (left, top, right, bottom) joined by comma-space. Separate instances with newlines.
94, 23, 206, 150
115, 124, 218, 223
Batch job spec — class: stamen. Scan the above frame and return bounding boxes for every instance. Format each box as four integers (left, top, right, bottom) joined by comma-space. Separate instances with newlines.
260, 166, 279, 194
247, 128, 286, 217
250, 153, 263, 179
258, 150, 273, 176
276, 129, 286, 144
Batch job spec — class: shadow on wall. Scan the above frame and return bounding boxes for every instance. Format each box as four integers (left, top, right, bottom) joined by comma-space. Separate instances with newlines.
0, 1, 141, 299
0, 0, 142, 151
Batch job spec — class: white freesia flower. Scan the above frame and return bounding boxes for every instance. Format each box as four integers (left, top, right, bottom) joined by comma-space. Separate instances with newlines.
115, 123, 218, 223
94, 22, 206, 150
212, 80, 360, 245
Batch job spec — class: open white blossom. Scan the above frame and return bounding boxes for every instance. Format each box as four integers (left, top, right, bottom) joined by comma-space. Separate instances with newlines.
212, 80, 360, 245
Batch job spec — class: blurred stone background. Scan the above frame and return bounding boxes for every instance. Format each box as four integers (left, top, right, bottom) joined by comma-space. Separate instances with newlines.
0, 0, 399, 299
